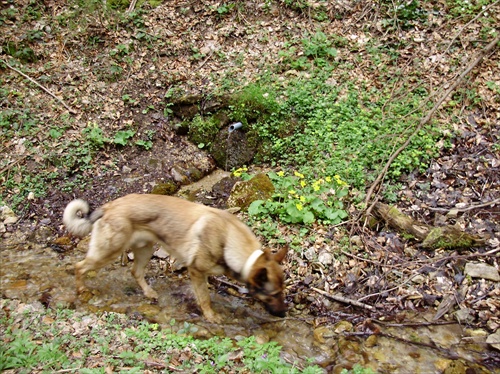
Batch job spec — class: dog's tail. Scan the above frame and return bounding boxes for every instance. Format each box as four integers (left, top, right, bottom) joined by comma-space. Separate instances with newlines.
63, 199, 103, 237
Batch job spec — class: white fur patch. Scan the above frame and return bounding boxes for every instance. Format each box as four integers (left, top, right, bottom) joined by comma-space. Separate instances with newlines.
241, 249, 264, 281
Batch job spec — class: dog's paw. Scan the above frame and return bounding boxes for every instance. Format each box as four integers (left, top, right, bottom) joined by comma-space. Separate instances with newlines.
144, 289, 159, 299
204, 311, 223, 324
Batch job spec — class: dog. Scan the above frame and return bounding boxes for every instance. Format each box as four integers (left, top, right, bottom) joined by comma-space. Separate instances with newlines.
63, 193, 287, 323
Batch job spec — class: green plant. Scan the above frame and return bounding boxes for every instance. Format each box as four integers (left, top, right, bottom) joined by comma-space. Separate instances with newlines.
340, 364, 376, 374
445, 0, 497, 17
379, 0, 427, 30
302, 31, 337, 65
135, 139, 153, 149
249, 171, 349, 225
3, 41, 37, 63
122, 93, 138, 105
188, 114, 220, 149
214, 2, 235, 16
114, 129, 136, 146
83, 123, 109, 147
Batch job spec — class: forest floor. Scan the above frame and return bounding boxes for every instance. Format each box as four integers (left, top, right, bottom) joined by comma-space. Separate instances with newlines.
1, 0, 500, 372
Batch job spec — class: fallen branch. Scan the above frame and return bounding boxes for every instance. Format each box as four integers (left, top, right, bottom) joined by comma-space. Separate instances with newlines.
363, 35, 500, 217
312, 287, 376, 311
371, 202, 488, 250
0, 58, 77, 114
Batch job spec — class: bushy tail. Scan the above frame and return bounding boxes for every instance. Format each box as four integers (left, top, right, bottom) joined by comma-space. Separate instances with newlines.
63, 199, 94, 237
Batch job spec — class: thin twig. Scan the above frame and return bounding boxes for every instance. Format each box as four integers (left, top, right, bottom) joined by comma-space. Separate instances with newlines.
127, 0, 137, 13
357, 272, 422, 302
0, 155, 28, 174
363, 35, 500, 217
312, 287, 376, 311
444, 0, 500, 55
428, 197, 500, 213
373, 319, 458, 328
0, 58, 77, 114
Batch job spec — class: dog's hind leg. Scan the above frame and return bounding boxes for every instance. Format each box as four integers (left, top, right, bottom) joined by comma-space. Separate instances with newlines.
75, 221, 130, 295
131, 244, 158, 299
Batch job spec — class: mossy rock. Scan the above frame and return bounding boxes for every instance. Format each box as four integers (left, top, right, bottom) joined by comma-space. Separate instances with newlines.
211, 128, 258, 170
151, 181, 178, 195
227, 173, 274, 210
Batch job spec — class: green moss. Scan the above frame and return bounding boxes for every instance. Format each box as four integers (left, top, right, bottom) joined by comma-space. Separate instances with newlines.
150, 181, 178, 195
227, 173, 275, 210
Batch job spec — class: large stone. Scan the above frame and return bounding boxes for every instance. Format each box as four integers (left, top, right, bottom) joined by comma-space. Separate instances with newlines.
211, 127, 258, 171
227, 173, 274, 210
464, 262, 500, 281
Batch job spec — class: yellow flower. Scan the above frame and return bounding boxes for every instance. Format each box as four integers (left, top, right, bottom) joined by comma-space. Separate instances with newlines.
277, 171, 285, 177
325, 176, 332, 182
299, 196, 306, 202
334, 174, 348, 186
233, 167, 247, 177
288, 189, 296, 195
300, 180, 306, 188
296, 203, 303, 211
294, 171, 304, 178
313, 184, 321, 191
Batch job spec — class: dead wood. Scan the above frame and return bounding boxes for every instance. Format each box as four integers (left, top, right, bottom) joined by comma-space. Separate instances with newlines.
372, 202, 488, 250
1, 58, 77, 115
312, 287, 376, 311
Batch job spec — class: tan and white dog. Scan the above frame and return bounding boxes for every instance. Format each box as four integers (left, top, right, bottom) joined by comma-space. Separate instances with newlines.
63, 194, 287, 322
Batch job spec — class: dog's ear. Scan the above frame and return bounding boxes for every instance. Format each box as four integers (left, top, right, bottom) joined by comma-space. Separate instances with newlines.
262, 246, 288, 263
249, 267, 268, 287
273, 246, 288, 263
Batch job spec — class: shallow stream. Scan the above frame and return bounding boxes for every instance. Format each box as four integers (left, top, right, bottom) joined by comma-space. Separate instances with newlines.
1, 233, 496, 373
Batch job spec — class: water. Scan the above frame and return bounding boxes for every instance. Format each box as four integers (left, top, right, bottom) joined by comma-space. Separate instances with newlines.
1, 233, 496, 373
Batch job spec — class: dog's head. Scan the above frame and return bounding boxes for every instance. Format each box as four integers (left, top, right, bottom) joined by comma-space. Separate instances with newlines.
247, 246, 288, 317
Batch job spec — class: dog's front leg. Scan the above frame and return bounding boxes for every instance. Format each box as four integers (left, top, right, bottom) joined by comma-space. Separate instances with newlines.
131, 246, 158, 299
188, 267, 222, 323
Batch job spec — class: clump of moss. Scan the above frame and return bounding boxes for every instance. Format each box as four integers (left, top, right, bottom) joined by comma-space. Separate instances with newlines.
227, 173, 275, 210
151, 181, 178, 195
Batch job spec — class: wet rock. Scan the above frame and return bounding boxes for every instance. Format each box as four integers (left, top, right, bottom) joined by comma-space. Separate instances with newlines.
211, 126, 258, 170
137, 304, 162, 319
365, 334, 378, 348
333, 321, 354, 334
486, 330, 500, 351
314, 326, 336, 344
1, 205, 18, 224
464, 262, 500, 281
227, 173, 274, 210
454, 307, 475, 324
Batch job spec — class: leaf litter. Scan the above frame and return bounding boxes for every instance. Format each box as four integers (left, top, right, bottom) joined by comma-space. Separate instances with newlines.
1, 0, 500, 371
